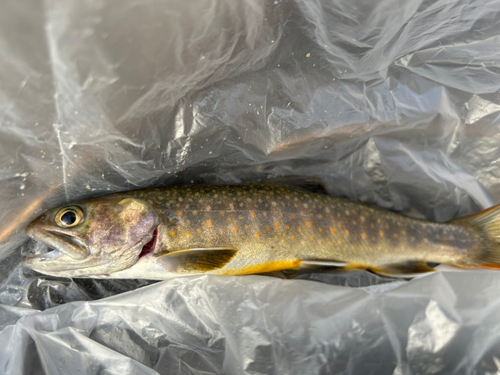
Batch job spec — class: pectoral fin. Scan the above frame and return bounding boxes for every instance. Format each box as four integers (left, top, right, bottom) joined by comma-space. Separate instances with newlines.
156, 248, 238, 273
370, 262, 436, 279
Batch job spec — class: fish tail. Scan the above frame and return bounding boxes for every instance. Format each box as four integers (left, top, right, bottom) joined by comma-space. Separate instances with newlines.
450, 204, 500, 269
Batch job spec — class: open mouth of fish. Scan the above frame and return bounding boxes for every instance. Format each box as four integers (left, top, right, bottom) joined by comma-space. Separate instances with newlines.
24, 243, 66, 261
24, 229, 89, 262
24, 227, 159, 264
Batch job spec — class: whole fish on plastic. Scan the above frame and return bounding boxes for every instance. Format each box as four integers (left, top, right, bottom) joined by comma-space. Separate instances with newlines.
24, 178, 500, 279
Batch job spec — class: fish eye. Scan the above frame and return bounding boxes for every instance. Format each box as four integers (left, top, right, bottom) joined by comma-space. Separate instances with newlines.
55, 206, 84, 228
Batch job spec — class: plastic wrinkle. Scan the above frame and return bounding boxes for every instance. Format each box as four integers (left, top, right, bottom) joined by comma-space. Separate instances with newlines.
1, 0, 500, 374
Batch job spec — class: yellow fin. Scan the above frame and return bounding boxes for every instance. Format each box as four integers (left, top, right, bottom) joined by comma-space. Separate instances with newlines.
300, 259, 349, 268
370, 263, 436, 279
157, 248, 238, 273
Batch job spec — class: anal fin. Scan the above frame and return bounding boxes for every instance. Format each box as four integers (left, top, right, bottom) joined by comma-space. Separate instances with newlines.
370, 262, 436, 279
300, 259, 350, 268
156, 248, 238, 273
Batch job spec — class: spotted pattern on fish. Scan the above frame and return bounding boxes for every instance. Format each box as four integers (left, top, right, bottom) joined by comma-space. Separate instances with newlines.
130, 184, 477, 272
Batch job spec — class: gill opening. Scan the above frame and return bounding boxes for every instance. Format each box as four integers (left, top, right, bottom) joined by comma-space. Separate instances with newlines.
139, 228, 158, 259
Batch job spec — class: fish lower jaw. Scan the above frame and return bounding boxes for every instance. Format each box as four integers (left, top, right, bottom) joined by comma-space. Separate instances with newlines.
24, 248, 63, 262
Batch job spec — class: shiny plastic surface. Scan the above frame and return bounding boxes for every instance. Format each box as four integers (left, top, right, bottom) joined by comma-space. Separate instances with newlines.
1, 0, 500, 373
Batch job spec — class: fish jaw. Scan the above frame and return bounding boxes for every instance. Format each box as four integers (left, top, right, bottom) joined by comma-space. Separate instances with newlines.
23, 227, 156, 277
25, 219, 89, 260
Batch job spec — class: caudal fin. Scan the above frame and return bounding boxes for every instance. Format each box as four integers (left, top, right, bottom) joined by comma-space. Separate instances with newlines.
450, 204, 500, 269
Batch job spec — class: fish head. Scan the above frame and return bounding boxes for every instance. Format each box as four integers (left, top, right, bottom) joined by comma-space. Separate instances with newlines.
24, 195, 158, 277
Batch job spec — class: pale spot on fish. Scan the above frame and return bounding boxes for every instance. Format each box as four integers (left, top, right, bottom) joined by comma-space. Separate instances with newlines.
229, 204, 234, 210
263, 211, 268, 217
205, 220, 212, 228
187, 231, 192, 237
245, 225, 250, 230
197, 228, 202, 234
170, 230, 176, 237
247, 198, 252, 202
360, 216, 365, 223
317, 214, 323, 219
176, 211, 182, 217
265, 226, 271, 232
232, 225, 238, 233
193, 211, 198, 216
410, 236, 415, 242
291, 235, 296, 240
178, 197, 184, 202
325, 208, 330, 213
301, 240, 306, 245
424, 238, 429, 243
393, 233, 398, 238
290, 214, 296, 219
361, 232, 367, 239
402, 230, 407, 236
379, 230, 384, 237
329, 226, 336, 235
305, 220, 313, 228
220, 211, 225, 216
303, 203, 308, 208
274, 221, 281, 230
272, 201, 277, 207
298, 227, 302, 233
344, 230, 349, 237
255, 232, 261, 238
250, 211, 257, 219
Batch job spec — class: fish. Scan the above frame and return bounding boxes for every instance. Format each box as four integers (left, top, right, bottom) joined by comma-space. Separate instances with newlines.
23, 178, 500, 279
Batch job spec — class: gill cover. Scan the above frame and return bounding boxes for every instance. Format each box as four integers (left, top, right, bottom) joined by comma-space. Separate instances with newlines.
24, 196, 158, 277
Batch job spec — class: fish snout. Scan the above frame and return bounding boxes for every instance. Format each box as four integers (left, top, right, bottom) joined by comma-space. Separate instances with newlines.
25, 215, 46, 238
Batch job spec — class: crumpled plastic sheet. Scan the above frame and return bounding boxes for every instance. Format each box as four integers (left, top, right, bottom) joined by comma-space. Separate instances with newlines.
1, 0, 500, 373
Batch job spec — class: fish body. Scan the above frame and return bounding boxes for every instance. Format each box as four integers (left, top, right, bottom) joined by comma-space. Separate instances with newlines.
24, 181, 500, 279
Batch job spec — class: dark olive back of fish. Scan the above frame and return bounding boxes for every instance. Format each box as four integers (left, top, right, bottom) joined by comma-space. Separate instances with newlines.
130, 184, 478, 268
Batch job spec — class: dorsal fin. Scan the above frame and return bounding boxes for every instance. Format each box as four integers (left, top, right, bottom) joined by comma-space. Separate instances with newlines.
258, 177, 328, 194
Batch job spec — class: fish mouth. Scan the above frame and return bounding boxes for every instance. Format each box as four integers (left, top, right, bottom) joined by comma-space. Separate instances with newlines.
24, 223, 89, 262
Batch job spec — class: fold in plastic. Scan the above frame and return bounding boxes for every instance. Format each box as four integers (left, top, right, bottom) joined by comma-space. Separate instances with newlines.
3, 272, 500, 374
1, 0, 500, 373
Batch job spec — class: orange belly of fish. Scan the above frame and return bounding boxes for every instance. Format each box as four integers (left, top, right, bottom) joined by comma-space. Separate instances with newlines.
216, 259, 301, 276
